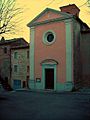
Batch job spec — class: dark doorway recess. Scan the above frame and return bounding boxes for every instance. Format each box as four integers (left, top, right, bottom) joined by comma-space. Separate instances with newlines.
45, 68, 54, 89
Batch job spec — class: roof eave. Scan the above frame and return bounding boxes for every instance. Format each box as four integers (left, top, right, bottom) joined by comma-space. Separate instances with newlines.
29, 16, 73, 27
27, 8, 73, 27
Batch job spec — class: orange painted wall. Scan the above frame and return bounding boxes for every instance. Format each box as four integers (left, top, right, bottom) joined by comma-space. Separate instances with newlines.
34, 21, 66, 83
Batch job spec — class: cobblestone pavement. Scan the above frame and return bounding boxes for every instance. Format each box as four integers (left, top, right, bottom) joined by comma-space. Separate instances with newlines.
0, 90, 90, 120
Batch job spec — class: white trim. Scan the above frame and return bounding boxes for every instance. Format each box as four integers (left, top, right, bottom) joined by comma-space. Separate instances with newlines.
65, 19, 73, 82
42, 64, 57, 90
29, 27, 35, 89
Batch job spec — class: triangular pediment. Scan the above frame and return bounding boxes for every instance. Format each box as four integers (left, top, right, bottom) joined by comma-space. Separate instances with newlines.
27, 8, 72, 27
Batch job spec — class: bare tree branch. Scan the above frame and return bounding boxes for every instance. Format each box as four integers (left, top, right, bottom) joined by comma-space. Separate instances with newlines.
0, 0, 22, 35
88, 0, 90, 6
79, 0, 89, 8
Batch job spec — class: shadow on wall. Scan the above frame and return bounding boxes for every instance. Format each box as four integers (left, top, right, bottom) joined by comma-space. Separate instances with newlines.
0, 75, 13, 91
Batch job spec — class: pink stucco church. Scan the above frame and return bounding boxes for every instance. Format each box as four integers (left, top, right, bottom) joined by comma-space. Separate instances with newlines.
27, 4, 90, 91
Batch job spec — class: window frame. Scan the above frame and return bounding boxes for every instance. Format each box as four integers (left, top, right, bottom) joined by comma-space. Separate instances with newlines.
43, 30, 56, 45
14, 52, 18, 59
4, 47, 7, 54
27, 65, 30, 72
27, 50, 29, 59
14, 65, 18, 72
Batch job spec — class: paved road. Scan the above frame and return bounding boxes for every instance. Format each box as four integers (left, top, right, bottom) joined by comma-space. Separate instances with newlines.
0, 91, 90, 120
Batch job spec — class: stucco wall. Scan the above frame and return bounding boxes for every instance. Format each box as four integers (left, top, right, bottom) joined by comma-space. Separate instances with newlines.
34, 21, 66, 83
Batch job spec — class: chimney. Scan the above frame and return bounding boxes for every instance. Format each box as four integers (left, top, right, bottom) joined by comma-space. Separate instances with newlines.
60, 4, 80, 17
1, 37, 5, 42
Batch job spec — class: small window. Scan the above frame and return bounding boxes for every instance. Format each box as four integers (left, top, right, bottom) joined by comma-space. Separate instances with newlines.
26, 76, 29, 80
43, 30, 56, 45
14, 65, 18, 72
4, 47, 7, 53
27, 66, 29, 72
14, 52, 18, 59
47, 33, 54, 42
27, 51, 29, 59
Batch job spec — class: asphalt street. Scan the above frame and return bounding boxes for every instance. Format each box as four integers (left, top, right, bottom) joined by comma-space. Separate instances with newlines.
0, 90, 90, 120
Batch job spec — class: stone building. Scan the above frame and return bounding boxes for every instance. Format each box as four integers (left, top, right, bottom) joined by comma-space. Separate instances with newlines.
11, 45, 29, 89
0, 37, 28, 89
27, 4, 90, 91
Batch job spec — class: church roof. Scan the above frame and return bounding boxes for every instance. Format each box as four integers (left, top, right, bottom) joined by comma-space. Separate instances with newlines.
0, 37, 28, 46
27, 7, 73, 27
27, 7, 89, 30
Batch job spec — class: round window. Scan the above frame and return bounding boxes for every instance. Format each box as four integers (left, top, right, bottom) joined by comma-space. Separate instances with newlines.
47, 33, 54, 42
43, 31, 56, 45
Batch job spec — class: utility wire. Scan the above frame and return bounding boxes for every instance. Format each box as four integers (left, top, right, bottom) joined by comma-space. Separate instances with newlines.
46, 0, 55, 6
79, 0, 89, 8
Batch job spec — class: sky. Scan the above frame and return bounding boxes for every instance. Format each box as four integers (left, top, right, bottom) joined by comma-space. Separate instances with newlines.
1, 0, 90, 42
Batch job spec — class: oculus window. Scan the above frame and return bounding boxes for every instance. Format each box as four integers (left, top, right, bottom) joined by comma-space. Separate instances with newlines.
47, 33, 54, 42
43, 30, 56, 45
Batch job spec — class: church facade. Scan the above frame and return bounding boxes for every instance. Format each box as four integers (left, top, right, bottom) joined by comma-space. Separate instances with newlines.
27, 4, 90, 91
